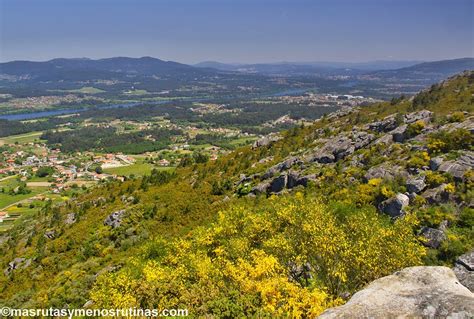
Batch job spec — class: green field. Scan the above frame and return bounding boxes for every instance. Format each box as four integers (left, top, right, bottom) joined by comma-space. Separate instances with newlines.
0, 188, 47, 210
68, 86, 106, 94
104, 163, 173, 177
0, 131, 45, 145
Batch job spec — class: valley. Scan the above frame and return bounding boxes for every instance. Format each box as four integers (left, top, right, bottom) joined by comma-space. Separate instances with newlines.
0, 64, 472, 316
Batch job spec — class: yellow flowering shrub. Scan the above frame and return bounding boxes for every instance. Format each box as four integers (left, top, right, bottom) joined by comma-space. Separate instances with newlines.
91, 194, 425, 317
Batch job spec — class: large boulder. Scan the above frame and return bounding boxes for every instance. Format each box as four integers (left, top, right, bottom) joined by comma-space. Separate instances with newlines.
364, 165, 408, 182
430, 157, 444, 171
250, 182, 269, 195
261, 157, 301, 179
378, 193, 409, 218
286, 171, 301, 189
296, 174, 318, 187
420, 227, 446, 249
352, 131, 375, 150
252, 134, 282, 149
454, 250, 474, 292
308, 150, 335, 164
318, 266, 474, 318
422, 184, 449, 205
438, 152, 474, 181
367, 115, 398, 133
4, 257, 32, 276
64, 213, 76, 225
104, 210, 126, 228
269, 174, 287, 193
404, 110, 433, 124
406, 175, 426, 194
391, 124, 408, 143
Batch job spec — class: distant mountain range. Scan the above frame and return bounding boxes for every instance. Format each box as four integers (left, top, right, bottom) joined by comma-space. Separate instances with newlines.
367, 58, 474, 80
194, 60, 424, 73
0, 56, 210, 82
0, 57, 472, 98
195, 58, 474, 79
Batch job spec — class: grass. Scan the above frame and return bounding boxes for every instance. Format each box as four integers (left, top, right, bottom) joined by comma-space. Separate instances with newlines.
67, 87, 105, 94
123, 89, 150, 95
0, 187, 48, 210
0, 131, 45, 145
104, 162, 173, 177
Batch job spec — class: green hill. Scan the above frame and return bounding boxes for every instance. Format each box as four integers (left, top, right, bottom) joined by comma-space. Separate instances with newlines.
1, 72, 473, 317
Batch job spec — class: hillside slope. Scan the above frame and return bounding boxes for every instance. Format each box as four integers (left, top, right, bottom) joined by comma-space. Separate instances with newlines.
0, 72, 473, 317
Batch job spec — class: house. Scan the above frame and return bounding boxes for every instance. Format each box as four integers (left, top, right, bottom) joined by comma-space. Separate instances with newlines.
0, 211, 9, 223
158, 159, 170, 166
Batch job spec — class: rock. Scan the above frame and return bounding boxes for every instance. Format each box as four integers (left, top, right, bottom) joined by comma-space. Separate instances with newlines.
252, 134, 282, 149
430, 157, 444, 171
364, 165, 408, 182
438, 152, 474, 181
422, 184, 449, 204
44, 230, 56, 240
420, 227, 446, 249
308, 150, 335, 164
332, 137, 355, 160
104, 210, 126, 228
261, 166, 279, 180
288, 262, 313, 283
319, 266, 474, 318
286, 171, 300, 189
367, 115, 398, 132
373, 134, 393, 145
269, 175, 287, 193
4, 257, 32, 276
352, 131, 375, 150
277, 157, 301, 171
406, 176, 426, 194
262, 157, 301, 179
378, 193, 409, 218
391, 124, 408, 143
454, 250, 474, 292
250, 182, 269, 195
296, 174, 318, 187
404, 110, 433, 124
65, 213, 76, 225
236, 174, 252, 186
457, 250, 474, 271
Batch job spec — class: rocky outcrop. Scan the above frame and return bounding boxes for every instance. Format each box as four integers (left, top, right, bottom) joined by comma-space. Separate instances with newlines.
420, 227, 446, 249
454, 250, 474, 292
367, 115, 398, 133
64, 213, 76, 225
422, 184, 449, 204
391, 124, 408, 143
319, 266, 474, 318
364, 164, 408, 182
44, 230, 56, 240
252, 134, 282, 149
308, 131, 375, 163
104, 210, 126, 228
378, 193, 409, 218
430, 157, 444, 171
406, 175, 426, 194
438, 152, 474, 181
404, 110, 433, 124
4, 257, 32, 276
269, 174, 287, 193
262, 157, 301, 179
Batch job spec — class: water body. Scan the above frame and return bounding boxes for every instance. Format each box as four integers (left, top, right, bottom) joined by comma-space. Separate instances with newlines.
0, 88, 314, 121
0, 101, 172, 121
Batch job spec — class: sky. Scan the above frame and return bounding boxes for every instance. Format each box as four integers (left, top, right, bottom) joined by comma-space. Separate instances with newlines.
0, 0, 473, 63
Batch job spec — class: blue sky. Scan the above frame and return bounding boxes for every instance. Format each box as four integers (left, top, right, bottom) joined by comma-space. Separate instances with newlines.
1, 0, 472, 63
